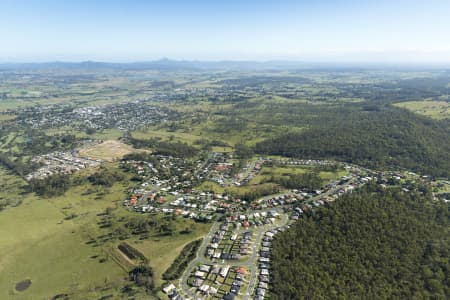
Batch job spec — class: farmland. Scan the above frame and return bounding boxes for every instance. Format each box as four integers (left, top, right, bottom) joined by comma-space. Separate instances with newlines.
0, 188, 126, 299
393, 100, 450, 120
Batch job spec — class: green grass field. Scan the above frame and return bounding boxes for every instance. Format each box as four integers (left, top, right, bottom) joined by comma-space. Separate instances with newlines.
45, 127, 125, 140
249, 165, 348, 185
0, 196, 126, 299
0, 166, 133, 299
131, 110, 293, 148
0, 161, 212, 298
132, 127, 201, 145
394, 100, 450, 120
131, 219, 212, 287
0, 168, 27, 208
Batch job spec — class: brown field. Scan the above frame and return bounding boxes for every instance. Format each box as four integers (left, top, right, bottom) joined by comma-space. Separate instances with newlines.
78, 140, 141, 162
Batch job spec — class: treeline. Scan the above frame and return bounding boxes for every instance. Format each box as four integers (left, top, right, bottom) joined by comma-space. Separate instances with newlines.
234, 143, 254, 159
0, 153, 33, 176
28, 174, 71, 197
254, 107, 450, 177
162, 239, 203, 280
129, 265, 154, 291
118, 242, 148, 263
126, 136, 198, 158
193, 138, 230, 150
20, 130, 79, 155
226, 183, 279, 202
29, 167, 125, 197
271, 184, 450, 299
122, 152, 160, 165
88, 167, 125, 187
120, 214, 177, 238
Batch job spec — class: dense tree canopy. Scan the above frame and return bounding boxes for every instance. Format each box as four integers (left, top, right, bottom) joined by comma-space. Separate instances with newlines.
126, 136, 198, 158
88, 167, 125, 187
29, 174, 71, 197
255, 107, 450, 177
270, 171, 323, 191
271, 185, 450, 299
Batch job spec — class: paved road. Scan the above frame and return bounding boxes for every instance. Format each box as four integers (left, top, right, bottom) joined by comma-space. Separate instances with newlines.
178, 209, 288, 300
138, 189, 158, 205
243, 213, 289, 300
178, 221, 221, 299
176, 175, 360, 299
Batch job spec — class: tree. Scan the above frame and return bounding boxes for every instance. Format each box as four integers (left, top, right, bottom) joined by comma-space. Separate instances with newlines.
270, 185, 450, 299
129, 265, 154, 291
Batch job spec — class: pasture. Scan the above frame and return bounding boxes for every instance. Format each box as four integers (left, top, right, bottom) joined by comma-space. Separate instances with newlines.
131, 219, 211, 287
0, 196, 126, 299
394, 100, 450, 120
0, 167, 134, 299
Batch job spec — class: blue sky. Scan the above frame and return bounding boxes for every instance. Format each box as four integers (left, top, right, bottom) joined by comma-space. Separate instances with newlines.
1, 0, 449, 62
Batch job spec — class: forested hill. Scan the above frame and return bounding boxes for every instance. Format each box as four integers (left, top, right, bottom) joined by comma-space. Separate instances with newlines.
271, 185, 450, 299
254, 107, 450, 177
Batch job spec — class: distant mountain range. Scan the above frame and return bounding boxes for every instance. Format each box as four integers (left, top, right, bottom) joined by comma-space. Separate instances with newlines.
1, 59, 448, 71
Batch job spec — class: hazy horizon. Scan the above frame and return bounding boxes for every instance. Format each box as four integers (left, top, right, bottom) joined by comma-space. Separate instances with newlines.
1, 0, 450, 63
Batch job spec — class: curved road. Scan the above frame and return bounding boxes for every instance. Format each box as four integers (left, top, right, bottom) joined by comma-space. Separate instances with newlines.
177, 176, 358, 299
178, 210, 288, 300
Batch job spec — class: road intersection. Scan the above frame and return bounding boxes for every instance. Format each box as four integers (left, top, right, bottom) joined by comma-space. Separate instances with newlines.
174, 173, 360, 299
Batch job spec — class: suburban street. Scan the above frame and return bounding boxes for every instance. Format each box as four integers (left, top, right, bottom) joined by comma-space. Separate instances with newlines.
174, 175, 358, 299
177, 211, 288, 300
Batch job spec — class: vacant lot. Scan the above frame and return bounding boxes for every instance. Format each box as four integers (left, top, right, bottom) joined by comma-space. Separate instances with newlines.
131, 219, 212, 287
78, 140, 138, 162
394, 100, 450, 120
249, 166, 348, 185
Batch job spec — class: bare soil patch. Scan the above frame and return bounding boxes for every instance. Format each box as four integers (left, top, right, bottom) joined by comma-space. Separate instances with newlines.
78, 140, 141, 162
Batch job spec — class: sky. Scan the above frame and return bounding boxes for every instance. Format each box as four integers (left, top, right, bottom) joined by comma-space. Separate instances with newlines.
0, 0, 450, 63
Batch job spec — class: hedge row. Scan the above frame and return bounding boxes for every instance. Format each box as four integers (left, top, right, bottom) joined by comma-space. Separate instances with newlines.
118, 242, 148, 263
162, 239, 203, 280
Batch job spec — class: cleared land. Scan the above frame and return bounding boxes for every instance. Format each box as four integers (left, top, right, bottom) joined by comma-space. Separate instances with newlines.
249, 165, 348, 185
78, 140, 139, 162
394, 100, 450, 120
0, 168, 133, 299
0, 114, 16, 121
132, 128, 201, 145
0, 197, 125, 299
131, 219, 212, 287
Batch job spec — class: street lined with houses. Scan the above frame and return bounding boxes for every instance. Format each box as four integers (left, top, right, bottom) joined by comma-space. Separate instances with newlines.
164, 175, 362, 300
158, 159, 440, 300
